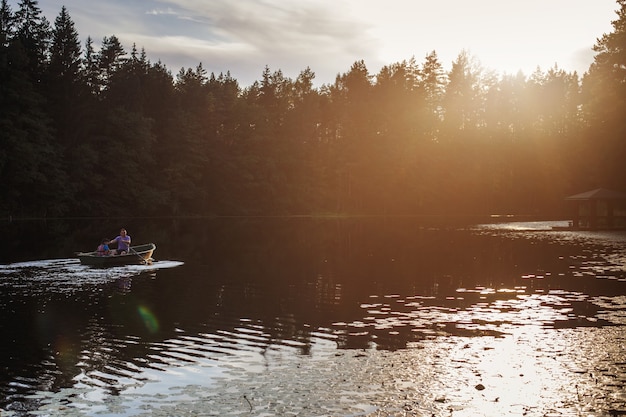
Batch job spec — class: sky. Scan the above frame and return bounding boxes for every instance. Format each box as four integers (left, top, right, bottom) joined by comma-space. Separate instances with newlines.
27, 0, 620, 86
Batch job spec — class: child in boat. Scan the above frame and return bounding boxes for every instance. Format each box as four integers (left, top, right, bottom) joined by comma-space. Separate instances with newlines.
97, 238, 112, 256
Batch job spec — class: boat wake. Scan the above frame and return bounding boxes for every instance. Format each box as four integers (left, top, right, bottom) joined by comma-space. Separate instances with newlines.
0, 258, 184, 295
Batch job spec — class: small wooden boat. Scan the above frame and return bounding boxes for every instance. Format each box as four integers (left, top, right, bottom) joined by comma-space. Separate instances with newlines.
76, 243, 156, 266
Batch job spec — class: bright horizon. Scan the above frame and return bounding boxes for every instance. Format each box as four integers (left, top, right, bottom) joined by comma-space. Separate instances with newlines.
25, 0, 620, 85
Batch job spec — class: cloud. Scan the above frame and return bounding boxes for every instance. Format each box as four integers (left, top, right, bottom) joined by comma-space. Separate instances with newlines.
130, 0, 381, 84
145, 8, 179, 16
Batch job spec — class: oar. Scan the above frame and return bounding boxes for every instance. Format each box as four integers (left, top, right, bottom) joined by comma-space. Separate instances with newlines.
129, 246, 147, 265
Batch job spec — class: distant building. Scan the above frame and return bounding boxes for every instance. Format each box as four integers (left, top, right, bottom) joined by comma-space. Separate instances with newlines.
565, 188, 626, 230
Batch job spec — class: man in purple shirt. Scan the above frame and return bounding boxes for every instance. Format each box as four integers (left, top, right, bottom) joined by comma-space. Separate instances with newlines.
109, 228, 131, 255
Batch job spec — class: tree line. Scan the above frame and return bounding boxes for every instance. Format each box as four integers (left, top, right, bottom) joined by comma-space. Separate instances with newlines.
1, 0, 625, 218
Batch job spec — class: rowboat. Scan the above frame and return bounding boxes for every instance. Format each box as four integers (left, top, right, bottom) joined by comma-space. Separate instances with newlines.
76, 243, 156, 266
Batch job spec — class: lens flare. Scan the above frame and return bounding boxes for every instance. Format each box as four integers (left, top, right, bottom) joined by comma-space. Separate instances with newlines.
137, 305, 159, 333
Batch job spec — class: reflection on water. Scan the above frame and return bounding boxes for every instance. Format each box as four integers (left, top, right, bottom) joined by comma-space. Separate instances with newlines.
0, 218, 625, 416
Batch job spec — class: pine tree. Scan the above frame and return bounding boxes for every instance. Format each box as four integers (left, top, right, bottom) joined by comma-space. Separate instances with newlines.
48, 6, 80, 79
82, 36, 100, 94
13, 0, 50, 82
46, 6, 84, 146
581, 0, 626, 189
0, 0, 13, 48
583, 0, 626, 128
420, 50, 446, 138
98, 35, 126, 94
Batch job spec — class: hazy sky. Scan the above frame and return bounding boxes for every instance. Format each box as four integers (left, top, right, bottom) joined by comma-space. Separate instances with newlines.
29, 0, 619, 86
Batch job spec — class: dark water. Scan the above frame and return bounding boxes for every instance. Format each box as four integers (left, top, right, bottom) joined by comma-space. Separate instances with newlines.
0, 218, 625, 416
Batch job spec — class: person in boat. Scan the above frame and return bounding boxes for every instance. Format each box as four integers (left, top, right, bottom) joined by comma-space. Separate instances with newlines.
96, 238, 111, 256
108, 228, 131, 255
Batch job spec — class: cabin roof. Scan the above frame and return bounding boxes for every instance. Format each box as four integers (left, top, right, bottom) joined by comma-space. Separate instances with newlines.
565, 188, 626, 200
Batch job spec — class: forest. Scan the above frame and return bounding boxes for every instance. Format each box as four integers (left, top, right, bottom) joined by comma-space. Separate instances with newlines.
1, 0, 625, 218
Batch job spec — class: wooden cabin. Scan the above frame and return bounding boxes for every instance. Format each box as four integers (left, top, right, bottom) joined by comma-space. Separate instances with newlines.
566, 188, 626, 230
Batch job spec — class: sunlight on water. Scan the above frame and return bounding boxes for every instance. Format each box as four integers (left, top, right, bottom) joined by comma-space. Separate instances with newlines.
480, 219, 571, 231
12, 285, 626, 416
16, 326, 625, 417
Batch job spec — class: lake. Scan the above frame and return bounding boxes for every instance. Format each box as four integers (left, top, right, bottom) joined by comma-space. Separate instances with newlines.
1, 217, 625, 416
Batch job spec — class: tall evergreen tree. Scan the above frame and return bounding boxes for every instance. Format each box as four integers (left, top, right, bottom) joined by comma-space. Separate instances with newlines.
48, 6, 80, 79
106, 43, 150, 110
13, 0, 50, 82
334, 60, 373, 140
288, 66, 320, 142
374, 58, 422, 138
0, 0, 13, 48
154, 63, 211, 214
442, 50, 483, 134
46, 6, 83, 145
582, 0, 626, 189
328, 60, 375, 212
98, 35, 126, 94
419, 50, 446, 141
82, 36, 102, 95
207, 71, 240, 145
583, 0, 626, 127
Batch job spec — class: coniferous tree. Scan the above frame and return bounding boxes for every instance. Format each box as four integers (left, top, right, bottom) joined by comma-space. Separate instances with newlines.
583, 0, 626, 129
335, 60, 373, 141
439, 51, 497, 213
581, 0, 626, 189
483, 72, 525, 139
286, 67, 326, 211
107, 42, 145, 109
233, 67, 294, 213
442, 50, 484, 135
13, 0, 50, 82
0, 0, 12, 48
48, 6, 80, 81
97, 46, 162, 215
46, 6, 83, 146
207, 71, 240, 145
98, 35, 126, 95
157, 64, 211, 214
335, 60, 377, 212
419, 51, 446, 141
82, 36, 99, 95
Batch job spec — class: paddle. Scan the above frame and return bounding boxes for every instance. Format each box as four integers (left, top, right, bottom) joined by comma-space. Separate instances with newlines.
129, 246, 148, 265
